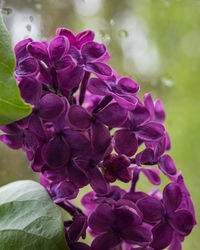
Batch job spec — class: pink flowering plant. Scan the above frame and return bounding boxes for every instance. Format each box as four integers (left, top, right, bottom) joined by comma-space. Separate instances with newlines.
0, 14, 196, 250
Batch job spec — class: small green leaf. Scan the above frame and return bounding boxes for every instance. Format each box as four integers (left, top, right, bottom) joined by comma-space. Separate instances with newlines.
0, 14, 31, 126
0, 180, 69, 250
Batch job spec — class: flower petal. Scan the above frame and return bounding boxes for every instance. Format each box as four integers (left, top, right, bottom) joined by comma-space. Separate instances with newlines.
136, 122, 165, 141
140, 167, 161, 185
136, 196, 163, 223
68, 105, 91, 129
39, 93, 65, 120
96, 103, 128, 127
87, 77, 111, 96
51, 180, 78, 202
114, 129, 138, 157
19, 77, 41, 105
85, 62, 112, 76
15, 56, 39, 77
0, 134, 23, 149
81, 41, 107, 62
169, 209, 194, 236
150, 222, 173, 250
76, 30, 95, 49
56, 27, 76, 45
42, 136, 70, 167
27, 41, 49, 63
88, 203, 115, 232
91, 122, 111, 154
163, 183, 182, 212
158, 154, 177, 177
49, 36, 69, 61
117, 77, 139, 94
154, 99, 166, 123
91, 232, 120, 250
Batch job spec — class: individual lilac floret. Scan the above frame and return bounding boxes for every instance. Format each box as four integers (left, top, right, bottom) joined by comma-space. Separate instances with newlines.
88, 203, 152, 250
137, 183, 195, 249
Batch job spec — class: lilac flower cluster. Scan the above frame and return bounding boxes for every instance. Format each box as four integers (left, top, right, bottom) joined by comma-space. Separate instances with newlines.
0, 28, 196, 249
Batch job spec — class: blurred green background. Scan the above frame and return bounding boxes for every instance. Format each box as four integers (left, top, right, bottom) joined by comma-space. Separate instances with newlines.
0, 0, 199, 249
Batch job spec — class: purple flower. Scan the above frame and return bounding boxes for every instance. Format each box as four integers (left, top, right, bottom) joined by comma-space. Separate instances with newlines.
0, 27, 196, 249
89, 203, 152, 250
137, 183, 195, 249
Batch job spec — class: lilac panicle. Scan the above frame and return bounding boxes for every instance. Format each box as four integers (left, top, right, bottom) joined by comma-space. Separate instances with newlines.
0, 27, 196, 250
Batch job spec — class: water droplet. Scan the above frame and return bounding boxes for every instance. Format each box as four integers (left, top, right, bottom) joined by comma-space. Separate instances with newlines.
35, 3, 42, 10
118, 29, 128, 38
26, 24, 32, 32
99, 30, 111, 45
0, 7, 12, 15
29, 16, 34, 22
110, 19, 115, 26
161, 76, 174, 87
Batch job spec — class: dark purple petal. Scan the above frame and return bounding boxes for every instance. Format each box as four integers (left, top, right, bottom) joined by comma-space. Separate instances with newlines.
55, 54, 76, 71
87, 77, 111, 96
28, 114, 46, 141
168, 233, 182, 250
15, 56, 39, 77
68, 105, 91, 129
144, 92, 155, 120
68, 162, 89, 188
49, 36, 69, 61
154, 99, 166, 123
91, 122, 111, 153
58, 66, 84, 93
0, 134, 23, 149
122, 225, 152, 246
169, 209, 194, 236
31, 148, 44, 172
117, 77, 139, 94
39, 93, 64, 120
51, 180, 78, 202
136, 196, 163, 223
64, 129, 90, 157
42, 136, 70, 167
76, 30, 95, 49
113, 94, 138, 110
96, 103, 128, 127
23, 129, 38, 150
150, 222, 173, 250
56, 28, 76, 45
88, 167, 109, 195
27, 41, 49, 63
136, 122, 165, 141
136, 148, 155, 165
129, 104, 150, 127
158, 154, 177, 177
88, 203, 115, 232
91, 232, 120, 250
85, 62, 112, 76
114, 129, 138, 157
71, 242, 90, 250
163, 183, 182, 212
68, 214, 87, 242
140, 167, 161, 185
14, 38, 32, 61
19, 77, 42, 105
115, 205, 142, 228
81, 42, 107, 62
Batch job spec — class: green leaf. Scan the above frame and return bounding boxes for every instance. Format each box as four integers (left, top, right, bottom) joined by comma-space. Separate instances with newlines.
0, 14, 31, 126
0, 180, 69, 250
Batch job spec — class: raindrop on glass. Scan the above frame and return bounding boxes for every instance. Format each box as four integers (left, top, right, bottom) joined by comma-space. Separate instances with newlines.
118, 29, 128, 38
99, 30, 111, 45
0, 7, 12, 15
161, 76, 174, 87
29, 16, 34, 22
26, 24, 32, 32
35, 3, 42, 10
110, 19, 115, 26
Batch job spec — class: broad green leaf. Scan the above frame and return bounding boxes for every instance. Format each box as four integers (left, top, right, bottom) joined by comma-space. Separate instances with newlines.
0, 14, 31, 126
0, 180, 69, 250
